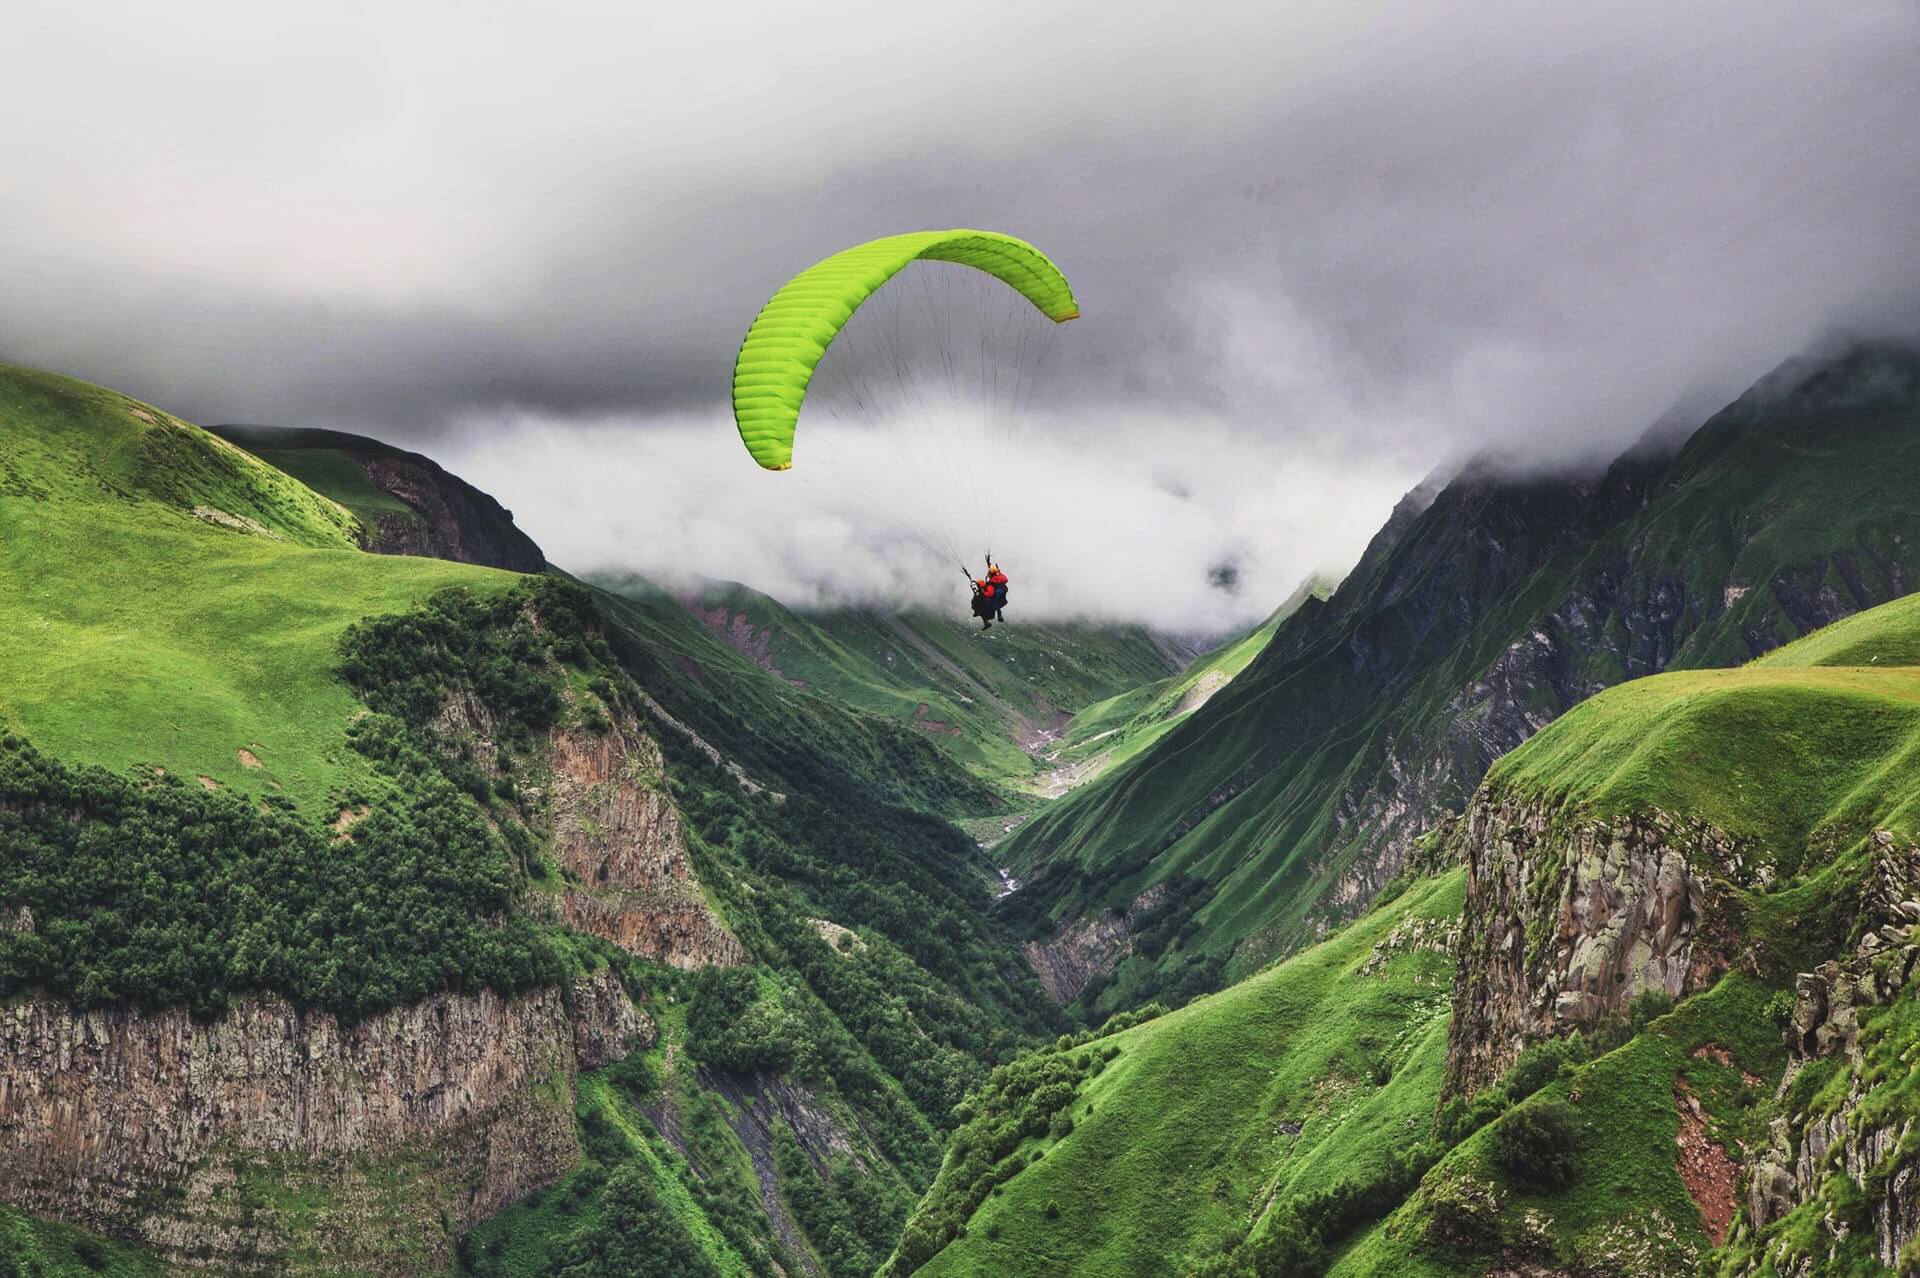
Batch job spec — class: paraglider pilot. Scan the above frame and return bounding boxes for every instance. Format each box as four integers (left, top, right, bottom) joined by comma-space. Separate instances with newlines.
971, 558, 1009, 630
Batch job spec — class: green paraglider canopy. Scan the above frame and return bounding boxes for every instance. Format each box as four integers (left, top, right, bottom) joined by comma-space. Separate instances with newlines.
731, 229, 1078, 471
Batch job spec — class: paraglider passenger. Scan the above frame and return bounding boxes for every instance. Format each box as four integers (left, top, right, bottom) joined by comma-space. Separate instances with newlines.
972, 578, 997, 630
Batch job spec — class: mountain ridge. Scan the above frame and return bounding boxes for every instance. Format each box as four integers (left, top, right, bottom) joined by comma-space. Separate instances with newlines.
997, 342, 1920, 1016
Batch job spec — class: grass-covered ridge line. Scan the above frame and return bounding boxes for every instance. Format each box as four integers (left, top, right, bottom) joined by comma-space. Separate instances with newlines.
0, 363, 527, 811
891, 870, 1464, 1277
1489, 663, 1920, 851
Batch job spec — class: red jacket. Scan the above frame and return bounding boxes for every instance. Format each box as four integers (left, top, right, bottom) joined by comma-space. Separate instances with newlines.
976, 579, 997, 599
988, 571, 1008, 589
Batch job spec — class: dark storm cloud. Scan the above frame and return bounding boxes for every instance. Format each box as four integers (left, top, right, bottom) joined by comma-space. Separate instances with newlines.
3, 1, 1918, 622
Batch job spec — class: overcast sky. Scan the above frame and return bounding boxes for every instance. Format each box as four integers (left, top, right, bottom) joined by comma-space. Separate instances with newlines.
4, 2, 1918, 628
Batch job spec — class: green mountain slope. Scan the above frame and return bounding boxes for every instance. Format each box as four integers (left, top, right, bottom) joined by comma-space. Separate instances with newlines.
913, 579, 1920, 1278
1045, 578, 1332, 793
886, 870, 1463, 1278
1000, 346, 1920, 1013
0, 364, 514, 809
0, 362, 1083, 1277
598, 574, 1192, 791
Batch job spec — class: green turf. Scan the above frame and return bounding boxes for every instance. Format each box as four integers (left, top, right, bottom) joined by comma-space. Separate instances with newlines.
899, 870, 1464, 1277
0, 1207, 163, 1277
0, 363, 526, 810
1490, 663, 1920, 851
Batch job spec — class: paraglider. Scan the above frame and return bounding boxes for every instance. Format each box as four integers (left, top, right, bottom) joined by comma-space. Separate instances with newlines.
730, 230, 1074, 628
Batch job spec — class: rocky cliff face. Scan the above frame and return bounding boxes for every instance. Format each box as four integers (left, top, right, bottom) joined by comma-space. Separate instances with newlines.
538, 717, 745, 968
208, 423, 546, 571
354, 452, 546, 572
1444, 789, 1743, 1098
426, 676, 745, 969
0, 967, 650, 1274
1737, 835, 1920, 1275
1024, 885, 1167, 1003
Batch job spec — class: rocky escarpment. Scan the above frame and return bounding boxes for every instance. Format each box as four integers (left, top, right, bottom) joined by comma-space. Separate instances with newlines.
1443, 790, 1746, 1098
354, 452, 545, 571
428, 681, 744, 969
1737, 834, 1920, 1275
1323, 529, 1916, 929
208, 423, 545, 571
539, 716, 745, 968
1024, 884, 1167, 1003
0, 967, 650, 1274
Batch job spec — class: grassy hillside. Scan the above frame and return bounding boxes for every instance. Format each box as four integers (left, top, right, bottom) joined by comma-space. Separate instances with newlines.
1332, 597, 1920, 1275
888, 871, 1464, 1277
911, 580, 1920, 1277
1048, 579, 1331, 788
0, 364, 514, 810
999, 346, 1920, 1002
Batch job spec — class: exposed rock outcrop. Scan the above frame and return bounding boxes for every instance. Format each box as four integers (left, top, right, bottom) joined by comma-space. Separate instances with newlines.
694, 1066, 872, 1277
0, 968, 650, 1274
536, 717, 745, 968
426, 678, 745, 969
356, 453, 546, 571
1444, 790, 1739, 1098
1737, 835, 1920, 1274
1025, 885, 1167, 1004
207, 424, 546, 572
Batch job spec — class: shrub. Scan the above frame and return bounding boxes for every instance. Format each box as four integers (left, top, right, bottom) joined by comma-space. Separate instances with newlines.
1492, 1099, 1581, 1189
1436, 1090, 1506, 1146
1765, 989, 1797, 1028
1044, 1198, 1062, 1220
1627, 988, 1674, 1031
1505, 1036, 1585, 1102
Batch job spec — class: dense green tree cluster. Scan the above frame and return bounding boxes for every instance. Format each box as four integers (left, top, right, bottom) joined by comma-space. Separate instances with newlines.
0, 734, 561, 1019
773, 1126, 911, 1278
665, 738, 1062, 1139
882, 1048, 1100, 1275
340, 577, 609, 737
685, 967, 812, 1075
464, 1163, 721, 1278
0, 578, 639, 1019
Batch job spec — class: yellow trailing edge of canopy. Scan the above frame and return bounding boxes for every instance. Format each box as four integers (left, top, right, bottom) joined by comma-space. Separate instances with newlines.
730, 229, 1078, 472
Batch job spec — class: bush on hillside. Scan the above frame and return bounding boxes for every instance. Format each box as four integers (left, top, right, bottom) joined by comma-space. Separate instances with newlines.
1628, 988, 1675, 1031
1505, 1036, 1585, 1102
1491, 1099, 1581, 1190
